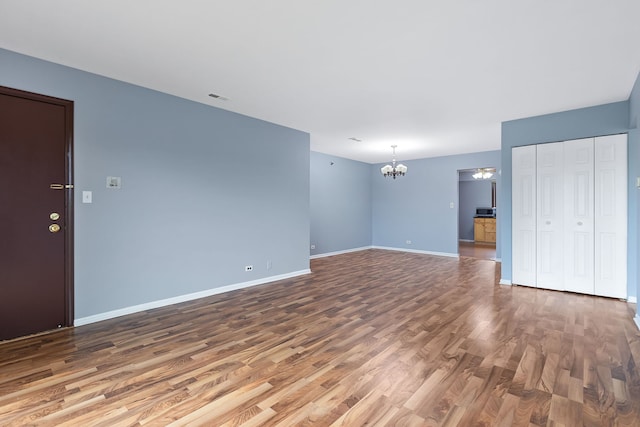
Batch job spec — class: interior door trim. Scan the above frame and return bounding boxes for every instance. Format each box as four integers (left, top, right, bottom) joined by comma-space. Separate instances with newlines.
1, 85, 74, 328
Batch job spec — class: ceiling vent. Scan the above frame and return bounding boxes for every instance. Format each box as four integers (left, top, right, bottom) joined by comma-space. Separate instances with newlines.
208, 93, 229, 101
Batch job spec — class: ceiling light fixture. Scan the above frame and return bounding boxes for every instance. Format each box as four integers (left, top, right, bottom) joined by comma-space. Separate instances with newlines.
472, 168, 494, 179
380, 145, 407, 179
348, 137, 362, 142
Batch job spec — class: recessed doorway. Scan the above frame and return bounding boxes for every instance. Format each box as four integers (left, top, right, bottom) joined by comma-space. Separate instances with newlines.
458, 168, 496, 261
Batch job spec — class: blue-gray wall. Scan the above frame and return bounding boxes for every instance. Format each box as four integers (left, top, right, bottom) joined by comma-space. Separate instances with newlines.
310, 152, 372, 255
459, 178, 493, 241
0, 48, 310, 320
372, 150, 502, 257
500, 100, 637, 301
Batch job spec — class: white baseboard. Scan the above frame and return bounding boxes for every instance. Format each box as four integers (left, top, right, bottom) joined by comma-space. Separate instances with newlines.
499, 278, 512, 286
372, 246, 459, 258
458, 239, 474, 243
310, 246, 372, 259
74, 269, 311, 327
628, 296, 637, 304
634, 315, 640, 331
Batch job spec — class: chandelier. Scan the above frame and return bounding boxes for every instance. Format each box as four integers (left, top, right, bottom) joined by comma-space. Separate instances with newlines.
380, 145, 407, 179
472, 168, 494, 179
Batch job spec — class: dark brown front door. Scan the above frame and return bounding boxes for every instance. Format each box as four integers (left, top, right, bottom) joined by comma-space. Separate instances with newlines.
0, 86, 73, 341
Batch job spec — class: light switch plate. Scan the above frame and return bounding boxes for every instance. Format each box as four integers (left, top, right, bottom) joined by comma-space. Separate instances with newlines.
82, 191, 92, 203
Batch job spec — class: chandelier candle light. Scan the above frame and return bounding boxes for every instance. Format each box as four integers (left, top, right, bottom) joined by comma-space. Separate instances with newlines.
381, 145, 408, 179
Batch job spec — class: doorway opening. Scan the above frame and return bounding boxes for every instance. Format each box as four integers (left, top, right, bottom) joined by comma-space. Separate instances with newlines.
457, 167, 497, 260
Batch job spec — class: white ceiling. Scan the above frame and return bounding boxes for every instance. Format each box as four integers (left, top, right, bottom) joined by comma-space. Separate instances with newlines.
1, 1, 639, 163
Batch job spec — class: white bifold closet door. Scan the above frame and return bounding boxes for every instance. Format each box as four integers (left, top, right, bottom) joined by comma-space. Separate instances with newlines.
563, 138, 595, 294
511, 134, 627, 299
536, 142, 565, 291
512, 145, 537, 287
594, 134, 627, 298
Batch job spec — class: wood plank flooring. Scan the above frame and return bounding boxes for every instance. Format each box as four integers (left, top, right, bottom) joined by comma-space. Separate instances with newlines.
1, 249, 639, 426
458, 242, 496, 261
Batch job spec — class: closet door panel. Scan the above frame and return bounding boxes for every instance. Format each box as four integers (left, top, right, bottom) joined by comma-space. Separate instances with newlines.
563, 138, 594, 294
510, 135, 627, 298
512, 145, 537, 287
536, 142, 564, 291
594, 134, 627, 298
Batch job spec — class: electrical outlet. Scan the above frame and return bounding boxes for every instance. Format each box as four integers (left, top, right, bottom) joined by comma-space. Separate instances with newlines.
310, 244, 316, 250
245, 265, 253, 272
406, 240, 412, 245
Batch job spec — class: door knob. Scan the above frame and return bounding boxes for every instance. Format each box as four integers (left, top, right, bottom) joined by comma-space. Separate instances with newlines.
49, 224, 61, 233
50, 212, 60, 221
577, 221, 583, 226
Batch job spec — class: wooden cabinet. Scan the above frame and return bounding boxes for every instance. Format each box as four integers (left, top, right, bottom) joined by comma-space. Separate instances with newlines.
474, 218, 496, 243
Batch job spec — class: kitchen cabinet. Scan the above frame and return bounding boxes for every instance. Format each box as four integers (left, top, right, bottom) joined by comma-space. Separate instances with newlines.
474, 217, 496, 243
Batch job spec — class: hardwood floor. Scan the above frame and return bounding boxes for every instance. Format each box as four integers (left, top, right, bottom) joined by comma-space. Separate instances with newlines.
458, 241, 496, 261
1, 249, 639, 426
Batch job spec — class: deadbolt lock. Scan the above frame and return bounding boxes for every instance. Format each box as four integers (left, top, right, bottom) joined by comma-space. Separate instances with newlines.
49, 224, 61, 233
50, 212, 60, 221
